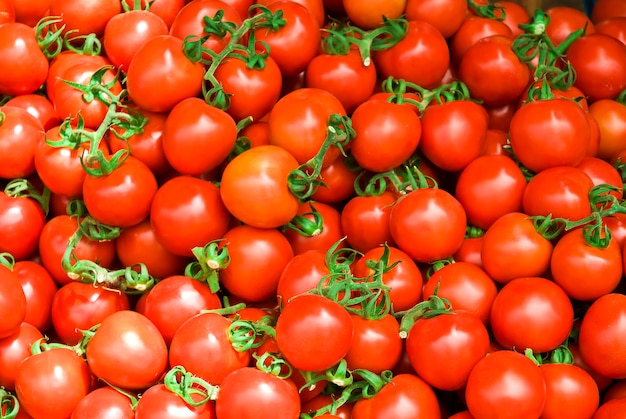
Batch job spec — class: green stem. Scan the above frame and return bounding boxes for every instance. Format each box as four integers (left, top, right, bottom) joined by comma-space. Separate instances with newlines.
164, 366, 219, 407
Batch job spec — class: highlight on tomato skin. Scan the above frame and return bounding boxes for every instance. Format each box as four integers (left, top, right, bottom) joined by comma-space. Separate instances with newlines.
1, 0, 624, 417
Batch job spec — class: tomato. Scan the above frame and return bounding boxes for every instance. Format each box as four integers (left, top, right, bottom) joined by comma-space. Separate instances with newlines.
449, 16, 513, 64
220, 145, 300, 228
4, 94, 60, 131
253, 1, 320, 77
350, 99, 422, 172
551, 227, 622, 301
406, 310, 490, 391
509, 98, 591, 173
135, 383, 217, 419
569, 341, 615, 393
498, 1, 531, 37
162, 97, 237, 176
545, 6, 595, 47
344, 313, 403, 373
277, 249, 330, 303
591, 0, 626, 23
389, 188, 467, 263
12, 0, 49, 26
275, 293, 353, 372
593, 397, 626, 419
490, 276, 574, 353
576, 156, 623, 200
404, 0, 467, 38
83, 155, 158, 228
588, 99, 626, 161
268, 87, 346, 166
0, 189, 46, 262
0, 106, 44, 180
49, 0, 121, 37
126, 35, 205, 113
595, 17, 626, 47
604, 212, 626, 248
0, 261, 26, 340
38, 214, 117, 286
352, 245, 423, 312
215, 367, 300, 419
373, 19, 450, 89
453, 234, 484, 268
86, 310, 168, 390
458, 35, 530, 107
15, 346, 92, 419
480, 212, 554, 284
14, 260, 58, 332
340, 191, 397, 254
351, 374, 441, 419
310, 155, 359, 204
465, 350, 546, 419
0, 323, 43, 391
121, 0, 186, 28
423, 262, 498, 325
46, 52, 112, 102
169, 312, 250, 384
71, 386, 136, 419
540, 363, 600, 419
419, 100, 488, 172
567, 33, 626, 102
0, 23, 49, 97
301, 394, 354, 419
284, 201, 344, 255
579, 293, 626, 379
150, 175, 231, 257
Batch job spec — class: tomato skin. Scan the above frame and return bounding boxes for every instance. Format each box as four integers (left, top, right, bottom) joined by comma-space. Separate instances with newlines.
490, 277, 574, 353
539, 363, 600, 419
342, 0, 405, 30
0, 264, 26, 340
449, 16, 513, 64
135, 383, 217, 419
121, 0, 186, 28
126, 35, 205, 113
0, 23, 49, 96
220, 145, 300, 229
579, 293, 626, 379
14, 261, 58, 332
163, 97, 238, 176
86, 310, 168, 390
389, 188, 467, 263
275, 293, 353, 372
595, 17, 626, 47
589, 99, 626, 161
373, 20, 450, 89
509, 99, 591, 173
50, 0, 121, 37
16, 347, 92, 419
277, 249, 330, 303
406, 311, 490, 391
351, 374, 441, 419
344, 313, 403, 374
0, 105, 44, 180
465, 350, 546, 419
0, 191, 46, 262
284, 201, 344, 255
576, 156, 623, 200
545, 6, 595, 47
455, 154, 527, 230
0, 323, 43, 391
480, 212, 553, 284
593, 397, 626, 419
71, 386, 136, 419
150, 175, 231, 257
169, 312, 251, 385
215, 367, 300, 419
4, 94, 60, 131
405, 0, 467, 38
341, 191, 397, 254
310, 155, 359, 204
46, 52, 112, 106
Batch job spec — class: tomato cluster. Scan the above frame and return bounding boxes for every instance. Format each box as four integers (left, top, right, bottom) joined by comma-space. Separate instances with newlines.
1, 0, 626, 418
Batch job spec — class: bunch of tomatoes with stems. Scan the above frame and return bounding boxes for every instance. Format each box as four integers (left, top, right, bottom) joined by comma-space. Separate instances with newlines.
1, 0, 626, 417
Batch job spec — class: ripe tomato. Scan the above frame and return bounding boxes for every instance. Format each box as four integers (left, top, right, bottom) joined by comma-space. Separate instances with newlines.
220, 145, 300, 228
595, 17, 626, 47
4, 94, 60, 131
71, 386, 136, 419
134, 383, 217, 419
126, 35, 205, 113
593, 397, 626, 419
86, 310, 168, 390
576, 156, 623, 200
121, 0, 186, 27
49, 0, 121, 37
579, 293, 626, 379
0, 190, 46, 262
465, 350, 546, 419
12, 0, 49, 26
490, 276, 574, 353
404, 0, 467, 38
389, 188, 467, 263
344, 313, 403, 373
498, 1, 530, 37
340, 191, 397, 254
310, 154, 359, 204
275, 293, 353, 372
0, 23, 49, 96
342, 0, 405, 29
215, 367, 300, 419
509, 98, 591, 173
277, 249, 330, 303
284, 201, 344, 255
545, 6, 595, 46
540, 363, 600, 419
0, 105, 44, 179
449, 16, 513, 64
150, 175, 231, 257
480, 212, 554, 284
169, 312, 250, 385
162, 97, 238, 176
0, 323, 43, 391
46, 52, 112, 103
588, 99, 626, 161
14, 260, 58, 332
591, 0, 626, 23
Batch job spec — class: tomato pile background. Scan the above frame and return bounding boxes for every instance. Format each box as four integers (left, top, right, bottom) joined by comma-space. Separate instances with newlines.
1, 0, 626, 418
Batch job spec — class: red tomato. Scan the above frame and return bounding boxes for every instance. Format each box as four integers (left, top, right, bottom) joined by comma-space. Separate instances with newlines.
86, 310, 168, 390
579, 293, 626, 379
509, 98, 591, 173
373, 19, 450, 89
71, 386, 136, 419
449, 16, 513, 64
126, 35, 205, 112
0, 106, 44, 179
14, 261, 58, 332
135, 383, 217, 419
275, 293, 353, 372
15, 347, 91, 419
162, 97, 238, 176
498, 1, 531, 37
604, 212, 626, 248
344, 313, 403, 374
480, 212, 554, 284
593, 397, 626, 419
103, 9, 169, 72
576, 156, 624, 200
389, 188, 467, 263
0, 262, 26, 340
0, 23, 49, 96
595, 17, 626, 47
301, 394, 354, 419
453, 235, 485, 268
545, 6, 595, 46
310, 155, 359, 204
0, 323, 43, 391
465, 350, 546, 419
215, 367, 300, 419
340, 191, 397, 254
490, 276, 574, 353
0, 190, 46, 262
220, 145, 300, 228
284, 201, 344, 255
342, 0, 405, 29
12, 0, 49, 26
591, 0, 626, 23
569, 341, 615, 393
351, 374, 441, 419
121, 0, 186, 27
168, 312, 250, 384
407, 310, 490, 391
277, 249, 330, 303
404, 0, 467, 38
150, 175, 231, 257
540, 363, 600, 419
423, 262, 498, 325
589, 99, 626, 161
4, 94, 60, 131
49, 0, 121, 37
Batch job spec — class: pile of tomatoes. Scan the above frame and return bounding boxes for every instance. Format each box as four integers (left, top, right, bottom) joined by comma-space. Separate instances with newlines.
1, 0, 626, 417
